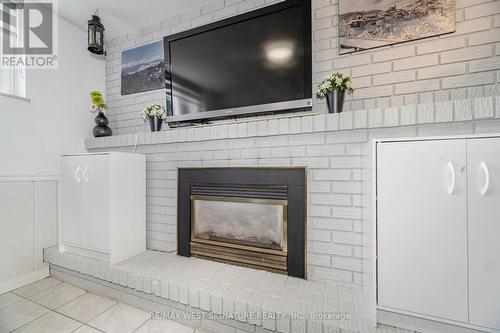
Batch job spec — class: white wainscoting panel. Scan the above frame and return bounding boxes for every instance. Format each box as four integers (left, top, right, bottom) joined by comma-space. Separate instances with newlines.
0, 177, 58, 293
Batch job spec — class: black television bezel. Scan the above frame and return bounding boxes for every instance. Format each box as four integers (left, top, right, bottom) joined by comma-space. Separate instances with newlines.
164, 0, 312, 124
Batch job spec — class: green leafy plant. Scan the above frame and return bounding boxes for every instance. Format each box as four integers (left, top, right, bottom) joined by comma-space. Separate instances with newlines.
89, 90, 107, 112
141, 104, 167, 120
316, 72, 353, 99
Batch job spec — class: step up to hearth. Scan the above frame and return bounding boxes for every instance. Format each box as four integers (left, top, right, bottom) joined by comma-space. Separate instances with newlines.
44, 246, 374, 333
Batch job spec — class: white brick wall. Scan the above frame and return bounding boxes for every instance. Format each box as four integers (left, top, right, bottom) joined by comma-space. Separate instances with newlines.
314, 0, 500, 112
87, 97, 500, 286
104, 0, 500, 135
97, 0, 500, 286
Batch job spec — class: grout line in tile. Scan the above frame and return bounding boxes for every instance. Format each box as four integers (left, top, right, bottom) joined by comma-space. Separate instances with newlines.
132, 318, 152, 333
10, 280, 115, 333
0, 292, 24, 310
54, 292, 117, 325
7, 277, 203, 333
70, 322, 106, 333
21, 289, 89, 312
83, 302, 121, 332
9, 311, 62, 333
52, 270, 211, 333
12, 293, 91, 331
11, 278, 63, 299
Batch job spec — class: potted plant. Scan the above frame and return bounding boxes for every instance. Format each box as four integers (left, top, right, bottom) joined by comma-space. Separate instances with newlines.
141, 104, 166, 132
316, 72, 353, 113
89, 90, 112, 137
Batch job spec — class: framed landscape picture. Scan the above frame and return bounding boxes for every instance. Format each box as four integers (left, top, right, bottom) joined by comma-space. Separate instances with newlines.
339, 0, 456, 54
121, 41, 165, 95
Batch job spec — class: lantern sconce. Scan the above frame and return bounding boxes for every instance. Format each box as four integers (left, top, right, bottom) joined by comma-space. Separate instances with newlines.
88, 10, 106, 56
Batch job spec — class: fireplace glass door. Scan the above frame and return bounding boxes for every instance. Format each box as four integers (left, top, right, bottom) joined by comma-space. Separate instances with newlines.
191, 195, 287, 254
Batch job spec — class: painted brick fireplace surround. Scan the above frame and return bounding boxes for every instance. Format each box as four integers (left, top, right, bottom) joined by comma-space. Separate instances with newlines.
91, 0, 500, 287
86, 96, 500, 286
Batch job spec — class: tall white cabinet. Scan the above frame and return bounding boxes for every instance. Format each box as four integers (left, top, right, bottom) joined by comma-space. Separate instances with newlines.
60, 152, 145, 265
375, 135, 500, 332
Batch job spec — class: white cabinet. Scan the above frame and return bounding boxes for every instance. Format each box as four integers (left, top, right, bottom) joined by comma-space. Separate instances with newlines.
377, 140, 468, 323
60, 152, 145, 265
375, 135, 500, 332
61, 154, 109, 252
61, 156, 83, 247
467, 138, 500, 331
81, 155, 110, 252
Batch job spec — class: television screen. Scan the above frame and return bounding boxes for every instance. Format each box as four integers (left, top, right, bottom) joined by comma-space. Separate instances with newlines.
165, 0, 311, 123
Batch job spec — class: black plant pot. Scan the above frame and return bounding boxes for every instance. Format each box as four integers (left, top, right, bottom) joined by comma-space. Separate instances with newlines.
149, 116, 163, 132
326, 90, 345, 113
93, 112, 112, 137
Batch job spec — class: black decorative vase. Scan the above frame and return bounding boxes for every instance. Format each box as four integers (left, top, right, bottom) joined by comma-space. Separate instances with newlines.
93, 111, 112, 137
149, 116, 163, 132
326, 90, 345, 113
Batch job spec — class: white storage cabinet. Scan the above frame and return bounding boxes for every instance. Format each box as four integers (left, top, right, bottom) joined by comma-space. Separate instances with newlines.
60, 152, 145, 264
375, 135, 500, 332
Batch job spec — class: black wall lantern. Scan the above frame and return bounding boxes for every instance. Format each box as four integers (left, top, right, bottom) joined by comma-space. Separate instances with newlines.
88, 11, 105, 55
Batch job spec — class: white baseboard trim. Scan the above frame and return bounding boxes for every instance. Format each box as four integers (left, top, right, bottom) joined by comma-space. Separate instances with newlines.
378, 309, 491, 333
59, 244, 110, 262
0, 267, 49, 294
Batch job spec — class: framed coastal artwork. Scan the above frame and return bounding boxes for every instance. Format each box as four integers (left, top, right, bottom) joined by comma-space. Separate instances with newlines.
339, 0, 456, 54
121, 40, 165, 95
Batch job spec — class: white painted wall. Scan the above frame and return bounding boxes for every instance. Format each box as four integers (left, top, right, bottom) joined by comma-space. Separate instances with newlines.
0, 16, 106, 176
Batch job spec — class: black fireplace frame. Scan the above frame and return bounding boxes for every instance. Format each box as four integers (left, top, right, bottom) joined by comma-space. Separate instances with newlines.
177, 167, 307, 278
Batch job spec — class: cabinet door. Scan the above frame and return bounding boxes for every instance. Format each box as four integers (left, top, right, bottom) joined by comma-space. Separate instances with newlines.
0, 182, 34, 282
467, 138, 500, 330
81, 155, 110, 252
377, 140, 468, 323
60, 156, 83, 246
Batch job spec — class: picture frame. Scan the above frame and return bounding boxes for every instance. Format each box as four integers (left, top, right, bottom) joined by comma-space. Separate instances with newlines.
339, 0, 456, 54
121, 40, 165, 95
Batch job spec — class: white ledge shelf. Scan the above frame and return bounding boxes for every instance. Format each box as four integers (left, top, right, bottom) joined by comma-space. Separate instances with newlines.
85, 96, 499, 150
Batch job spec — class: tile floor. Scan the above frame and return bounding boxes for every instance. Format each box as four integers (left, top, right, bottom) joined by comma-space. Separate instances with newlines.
0, 277, 207, 333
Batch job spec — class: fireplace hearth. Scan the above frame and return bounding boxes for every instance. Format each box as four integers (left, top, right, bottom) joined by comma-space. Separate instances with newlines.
177, 167, 306, 278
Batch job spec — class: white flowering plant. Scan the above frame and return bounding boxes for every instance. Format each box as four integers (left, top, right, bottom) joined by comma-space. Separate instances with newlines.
141, 104, 167, 120
316, 72, 353, 99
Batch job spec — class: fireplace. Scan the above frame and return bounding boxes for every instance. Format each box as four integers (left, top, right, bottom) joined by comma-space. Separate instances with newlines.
177, 168, 306, 278
191, 195, 288, 272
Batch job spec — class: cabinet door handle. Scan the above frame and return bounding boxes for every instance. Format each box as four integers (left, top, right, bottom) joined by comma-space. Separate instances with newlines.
83, 166, 90, 183
447, 162, 456, 195
75, 166, 82, 183
480, 161, 490, 196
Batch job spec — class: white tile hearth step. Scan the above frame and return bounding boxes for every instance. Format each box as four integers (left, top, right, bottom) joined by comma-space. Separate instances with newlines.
44, 247, 415, 333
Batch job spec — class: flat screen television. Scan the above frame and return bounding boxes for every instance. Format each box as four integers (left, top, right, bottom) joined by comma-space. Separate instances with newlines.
164, 0, 312, 123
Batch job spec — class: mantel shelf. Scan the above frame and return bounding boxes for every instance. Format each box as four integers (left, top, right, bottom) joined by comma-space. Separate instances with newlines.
85, 96, 499, 151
